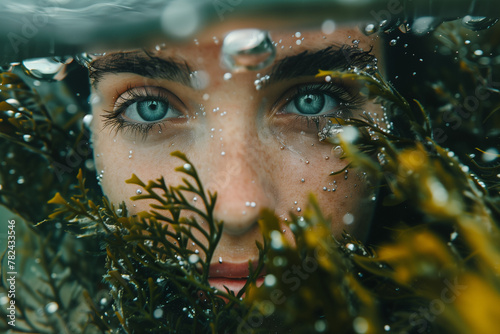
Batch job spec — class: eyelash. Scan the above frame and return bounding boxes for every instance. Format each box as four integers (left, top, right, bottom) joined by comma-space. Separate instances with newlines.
277, 82, 365, 129
102, 86, 173, 138
102, 81, 364, 138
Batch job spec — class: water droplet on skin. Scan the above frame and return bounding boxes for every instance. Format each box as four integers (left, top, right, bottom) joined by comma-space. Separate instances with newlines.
136, 189, 142, 195
390, 39, 397, 46
297, 207, 301, 212
183, 163, 192, 171
221, 29, 276, 71
301, 178, 305, 183
190, 70, 210, 90
5, 110, 15, 117
250, 202, 256, 208
323, 187, 327, 191
223, 72, 232, 80
218, 257, 223, 263
203, 93, 210, 100
295, 39, 302, 45
321, 20, 336, 34
343, 213, 354, 225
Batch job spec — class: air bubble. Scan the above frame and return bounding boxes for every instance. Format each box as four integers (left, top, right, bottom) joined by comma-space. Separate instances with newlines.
264, 274, 277, 287
481, 148, 498, 162
45, 302, 59, 314
153, 308, 163, 318
189, 254, 200, 264
161, 1, 199, 38
389, 39, 397, 46
83, 114, 93, 129
23, 134, 33, 142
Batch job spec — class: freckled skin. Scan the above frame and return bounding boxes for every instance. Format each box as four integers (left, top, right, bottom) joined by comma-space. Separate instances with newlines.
91, 25, 380, 265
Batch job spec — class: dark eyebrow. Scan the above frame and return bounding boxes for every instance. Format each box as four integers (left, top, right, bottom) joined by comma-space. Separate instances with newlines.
88, 45, 374, 89
89, 50, 193, 88
266, 45, 375, 86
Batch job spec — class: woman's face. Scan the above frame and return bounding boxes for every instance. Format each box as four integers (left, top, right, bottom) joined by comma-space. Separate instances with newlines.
90, 24, 381, 292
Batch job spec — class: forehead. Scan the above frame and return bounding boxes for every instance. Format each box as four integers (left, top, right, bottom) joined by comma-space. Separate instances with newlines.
92, 23, 378, 69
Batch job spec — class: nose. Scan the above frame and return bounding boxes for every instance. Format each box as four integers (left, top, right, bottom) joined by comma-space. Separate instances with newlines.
203, 116, 276, 236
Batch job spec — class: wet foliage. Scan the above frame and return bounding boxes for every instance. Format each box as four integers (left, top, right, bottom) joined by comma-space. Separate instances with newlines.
0, 20, 499, 334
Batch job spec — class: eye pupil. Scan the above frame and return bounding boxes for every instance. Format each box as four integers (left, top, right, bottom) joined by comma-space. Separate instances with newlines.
294, 93, 325, 115
137, 99, 168, 121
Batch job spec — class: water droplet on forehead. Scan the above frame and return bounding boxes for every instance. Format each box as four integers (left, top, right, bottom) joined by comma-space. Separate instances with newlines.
221, 29, 276, 72
321, 20, 336, 35
190, 70, 209, 90
21, 56, 73, 81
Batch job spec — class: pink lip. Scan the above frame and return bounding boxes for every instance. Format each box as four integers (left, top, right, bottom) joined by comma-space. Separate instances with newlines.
208, 261, 264, 278
208, 261, 265, 293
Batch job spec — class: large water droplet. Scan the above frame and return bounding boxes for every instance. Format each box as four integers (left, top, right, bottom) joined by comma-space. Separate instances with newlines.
221, 29, 276, 72
21, 56, 72, 81
462, 16, 499, 31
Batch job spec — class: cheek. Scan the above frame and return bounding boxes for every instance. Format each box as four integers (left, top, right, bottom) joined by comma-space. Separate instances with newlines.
274, 141, 375, 239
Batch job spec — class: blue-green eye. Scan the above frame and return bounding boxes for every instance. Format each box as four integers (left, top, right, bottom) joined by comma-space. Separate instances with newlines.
283, 86, 342, 117
130, 99, 169, 122
116, 87, 185, 124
